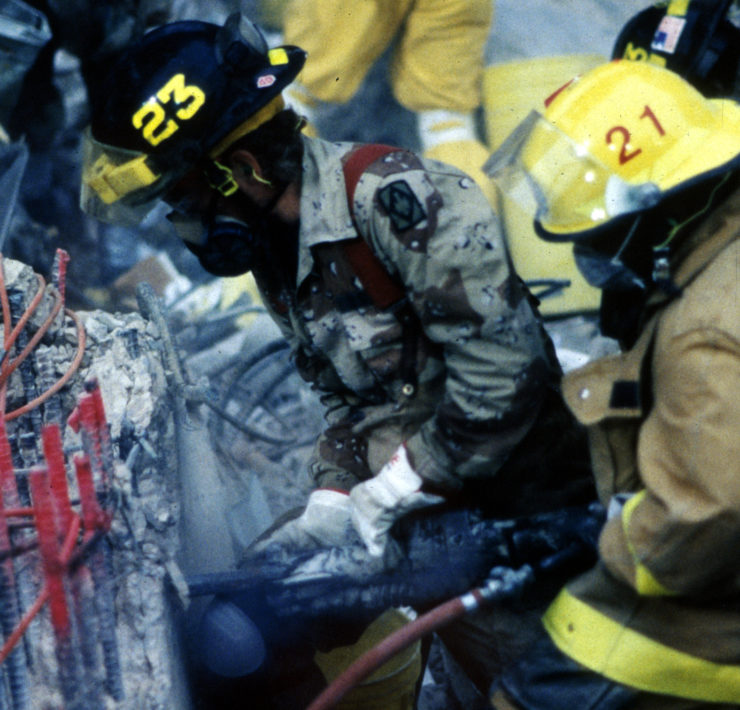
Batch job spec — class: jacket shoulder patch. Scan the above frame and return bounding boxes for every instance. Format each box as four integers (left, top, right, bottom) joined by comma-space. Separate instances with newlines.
378, 180, 426, 233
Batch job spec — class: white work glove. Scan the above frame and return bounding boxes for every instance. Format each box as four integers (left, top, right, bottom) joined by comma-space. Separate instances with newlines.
350, 444, 445, 558
251, 488, 354, 555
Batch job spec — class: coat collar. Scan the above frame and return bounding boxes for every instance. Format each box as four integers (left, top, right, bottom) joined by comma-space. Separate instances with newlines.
295, 137, 359, 287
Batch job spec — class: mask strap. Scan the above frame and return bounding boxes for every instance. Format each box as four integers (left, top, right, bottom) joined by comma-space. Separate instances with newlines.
204, 161, 239, 196
612, 215, 642, 264
251, 169, 273, 187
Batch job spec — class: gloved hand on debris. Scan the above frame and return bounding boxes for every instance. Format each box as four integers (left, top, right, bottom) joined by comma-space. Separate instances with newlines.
350, 443, 446, 558
251, 488, 357, 556
250, 444, 445, 562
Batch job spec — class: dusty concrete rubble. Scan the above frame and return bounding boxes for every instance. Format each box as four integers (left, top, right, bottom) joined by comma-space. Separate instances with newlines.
0, 253, 326, 710
0, 255, 192, 709
73, 308, 188, 710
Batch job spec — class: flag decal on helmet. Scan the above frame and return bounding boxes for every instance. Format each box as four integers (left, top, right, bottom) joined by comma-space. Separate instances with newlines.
652, 16, 686, 54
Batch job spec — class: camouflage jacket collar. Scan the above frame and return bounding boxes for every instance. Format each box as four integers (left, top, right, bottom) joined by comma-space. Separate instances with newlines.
296, 137, 359, 288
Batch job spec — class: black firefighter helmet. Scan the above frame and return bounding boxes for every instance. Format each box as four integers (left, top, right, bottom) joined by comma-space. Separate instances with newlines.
80, 13, 306, 225
613, 0, 740, 97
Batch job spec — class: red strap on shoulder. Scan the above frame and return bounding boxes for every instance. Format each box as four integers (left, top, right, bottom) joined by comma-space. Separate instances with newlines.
342, 144, 405, 309
343, 144, 398, 206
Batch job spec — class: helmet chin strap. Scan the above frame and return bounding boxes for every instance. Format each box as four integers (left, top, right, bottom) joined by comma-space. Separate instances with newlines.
651, 170, 734, 296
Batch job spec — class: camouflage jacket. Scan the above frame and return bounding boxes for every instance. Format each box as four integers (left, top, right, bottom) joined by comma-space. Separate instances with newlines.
254, 138, 580, 506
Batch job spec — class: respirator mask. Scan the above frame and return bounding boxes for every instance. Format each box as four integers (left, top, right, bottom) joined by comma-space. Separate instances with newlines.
168, 211, 259, 277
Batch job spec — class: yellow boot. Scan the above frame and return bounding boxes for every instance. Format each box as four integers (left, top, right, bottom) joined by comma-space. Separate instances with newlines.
313, 608, 422, 710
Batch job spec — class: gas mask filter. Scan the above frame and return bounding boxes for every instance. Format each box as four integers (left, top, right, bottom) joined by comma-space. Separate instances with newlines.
169, 212, 257, 277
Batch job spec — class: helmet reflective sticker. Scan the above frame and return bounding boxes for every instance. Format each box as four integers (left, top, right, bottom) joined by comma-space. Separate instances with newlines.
256, 75, 276, 88
652, 15, 687, 53
132, 73, 206, 147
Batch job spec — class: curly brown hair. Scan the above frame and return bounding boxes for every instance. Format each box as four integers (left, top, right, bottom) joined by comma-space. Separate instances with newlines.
225, 108, 306, 186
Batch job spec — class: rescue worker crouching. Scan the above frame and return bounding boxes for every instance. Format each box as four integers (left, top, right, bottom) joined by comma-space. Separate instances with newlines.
79, 13, 594, 706
486, 60, 740, 709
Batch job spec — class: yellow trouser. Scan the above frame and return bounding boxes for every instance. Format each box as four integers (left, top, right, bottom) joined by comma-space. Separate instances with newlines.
282, 0, 493, 112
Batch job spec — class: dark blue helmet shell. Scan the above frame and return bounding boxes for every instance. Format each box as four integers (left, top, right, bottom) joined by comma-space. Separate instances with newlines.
89, 14, 305, 178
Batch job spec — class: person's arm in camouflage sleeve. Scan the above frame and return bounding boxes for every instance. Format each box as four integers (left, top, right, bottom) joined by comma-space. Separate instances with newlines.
352, 153, 557, 491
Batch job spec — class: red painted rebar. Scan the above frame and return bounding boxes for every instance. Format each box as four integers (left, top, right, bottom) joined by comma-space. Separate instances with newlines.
0, 419, 20, 511
0, 274, 46, 373
0, 415, 38, 669
0, 276, 61, 390
43, 425, 74, 536
0, 479, 30, 708
0, 253, 120, 706
68, 456, 104, 673
73, 454, 123, 700
29, 466, 83, 709
52, 249, 70, 304
71, 391, 104, 488
74, 456, 108, 537
28, 468, 69, 640
5, 308, 86, 424
0, 512, 83, 667
46, 426, 105, 706
0, 588, 47, 666
0, 508, 33, 519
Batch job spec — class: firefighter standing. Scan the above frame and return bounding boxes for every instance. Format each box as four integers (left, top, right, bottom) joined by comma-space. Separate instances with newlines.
486, 60, 740, 709
280, 0, 497, 201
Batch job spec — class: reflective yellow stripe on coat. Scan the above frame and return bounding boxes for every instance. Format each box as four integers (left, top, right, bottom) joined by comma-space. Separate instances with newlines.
543, 589, 740, 703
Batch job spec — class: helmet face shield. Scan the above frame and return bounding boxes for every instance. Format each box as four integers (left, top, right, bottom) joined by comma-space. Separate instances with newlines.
80, 128, 171, 226
484, 111, 661, 239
